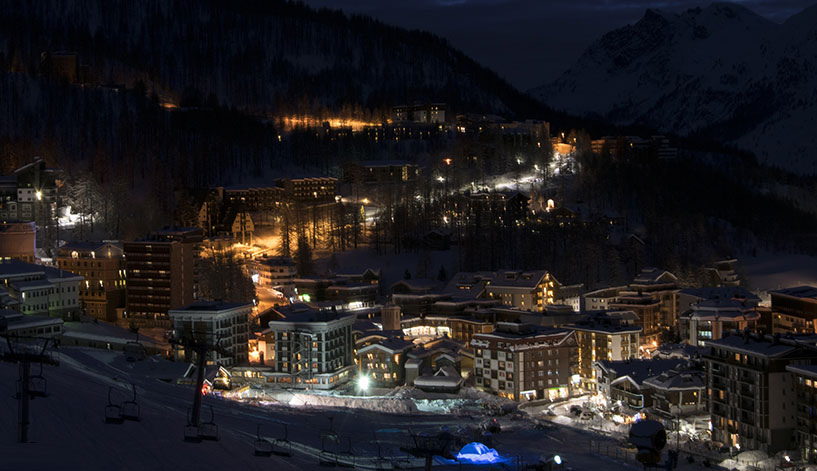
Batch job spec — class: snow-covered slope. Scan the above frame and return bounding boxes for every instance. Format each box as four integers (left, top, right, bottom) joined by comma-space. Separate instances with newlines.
531, 2, 817, 174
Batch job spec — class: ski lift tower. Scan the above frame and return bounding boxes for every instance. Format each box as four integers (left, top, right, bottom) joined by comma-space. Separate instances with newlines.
405, 429, 454, 471
170, 331, 229, 438
0, 334, 59, 443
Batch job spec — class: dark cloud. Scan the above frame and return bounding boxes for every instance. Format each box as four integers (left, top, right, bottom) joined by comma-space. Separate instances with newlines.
302, 0, 816, 90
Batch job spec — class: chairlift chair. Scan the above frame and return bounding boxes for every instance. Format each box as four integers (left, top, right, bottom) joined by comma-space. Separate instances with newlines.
28, 363, 48, 398
374, 444, 390, 471
337, 437, 355, 468
319, 448, 337, 467
123, 341, 146, 362
320, 416, 339, 444
253, 424, 273, 457
104, 387, 124, 424
121, 383, 140, 421
272, 423, 293, 457
198, 406, 219, 441
183, 408, 201, 443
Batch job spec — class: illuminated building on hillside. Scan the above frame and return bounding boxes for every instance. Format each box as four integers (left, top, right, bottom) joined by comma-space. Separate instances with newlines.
471, 323, 577, 402
56, 241, 126, 322
263, 303, 356, 389
123, 227, 203, 327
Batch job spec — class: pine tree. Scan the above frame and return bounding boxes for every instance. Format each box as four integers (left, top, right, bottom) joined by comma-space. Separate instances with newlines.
295, 235, 313, 277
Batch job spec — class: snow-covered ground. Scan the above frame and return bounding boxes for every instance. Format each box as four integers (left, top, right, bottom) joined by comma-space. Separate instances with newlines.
1, 346, 690, 470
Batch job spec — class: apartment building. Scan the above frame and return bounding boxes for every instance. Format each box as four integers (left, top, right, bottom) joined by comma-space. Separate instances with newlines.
786, 364, 817, 463
124, 227, 202, 327
568, 310, 641, 392
706, 333, 817, 453
770, 286, 817, 334
356, 337, 414, 387
264, 303, 356, 389
680, 299, 760, 347
0, 259, 83, 320
623, 267, 679, 331
0, 221, 35, 262
610, 293, 663, 347
483, 270, 581, 312
168, 301, 252, 366
56, 242, 126, 322
471, 323, 578, 402
275, 177, 337, 204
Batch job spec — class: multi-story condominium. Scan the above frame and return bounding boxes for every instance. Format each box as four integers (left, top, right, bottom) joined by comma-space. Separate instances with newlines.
0, 309, 64, 338
582, 286, 626, 312
56, 242, 126, 322
786, 364, 817, 463
770, 286, 817, 334
168, 301, 252, 366
704, 259, 741, 287
0, 221, 36, 263
621, 267, 679, 330
342, 160, 422, 185
0, 259, 83, 320
392, 103, 446, 123
275, 177, 337, 204
123, 227, 203, 327
0, 159, 60, 223
471, 323, 578, 402
706, 332, 817, 454
264, 303, 356, 389
356, 337, 414, 387
680, 299, 760, 347
610, 293, 663, 347
250, 255, 297, 296
678, 286, 760, 316
567, 310, 641, 392
483, 270, 582, 312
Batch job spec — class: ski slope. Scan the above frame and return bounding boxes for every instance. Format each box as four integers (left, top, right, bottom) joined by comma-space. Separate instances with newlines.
0, 346, 702, 470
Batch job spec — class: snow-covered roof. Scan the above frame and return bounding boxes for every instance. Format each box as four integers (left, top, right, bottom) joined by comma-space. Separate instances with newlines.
705, 332, 817, 357
643, 369, 705, 391
679, 286, 759, 302
597, 359, 686, 386
770, 286, 817, 300
413, 366, 463, 390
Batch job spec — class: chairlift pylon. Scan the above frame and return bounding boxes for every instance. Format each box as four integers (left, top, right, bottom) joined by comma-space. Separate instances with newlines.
253, 424, 273, 457
121, 383, 140, 421
104, 387, 124, 424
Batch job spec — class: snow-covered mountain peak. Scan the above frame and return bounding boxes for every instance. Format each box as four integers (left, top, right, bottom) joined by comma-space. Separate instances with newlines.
530, 3, 817, 175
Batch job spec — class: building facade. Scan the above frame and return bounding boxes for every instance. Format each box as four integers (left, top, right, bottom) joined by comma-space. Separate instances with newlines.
56, 242, 126, 322
123, 227, 202, 327
568, 310, 641, 392
770, 287, 817, 334
264, 304, 356, 389
0, 221, 36, 262
169, 301, 251, 367
0, 260, 83, 320
706, 333, 817, 454
471, 323, 578, 402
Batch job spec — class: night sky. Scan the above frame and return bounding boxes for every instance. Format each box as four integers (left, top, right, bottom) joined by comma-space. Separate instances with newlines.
302, 0, 816, 90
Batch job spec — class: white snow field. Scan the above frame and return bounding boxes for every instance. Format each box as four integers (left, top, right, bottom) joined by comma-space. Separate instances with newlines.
0, 346, 723, 470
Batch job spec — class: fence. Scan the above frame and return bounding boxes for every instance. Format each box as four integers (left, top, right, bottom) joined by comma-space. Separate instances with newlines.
589, 440, 638, 464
